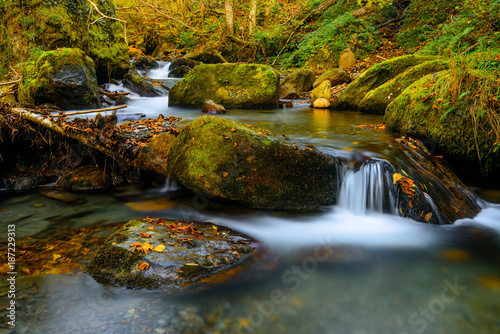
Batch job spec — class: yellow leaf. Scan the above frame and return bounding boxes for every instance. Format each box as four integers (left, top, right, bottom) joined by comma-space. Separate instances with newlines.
185, 263, 199, 266
52, 254, 62, 261
393, 173, 404, 184
153, 244, 165, 252
142, 242, 153, 254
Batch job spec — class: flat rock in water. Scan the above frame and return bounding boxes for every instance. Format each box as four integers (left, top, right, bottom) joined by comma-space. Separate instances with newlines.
38, 188, 81, 203
86, 218, 262, 293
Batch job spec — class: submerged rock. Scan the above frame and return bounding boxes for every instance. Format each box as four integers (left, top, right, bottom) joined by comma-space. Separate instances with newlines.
56, 166, 111, 191
86, 218, 261, 293
168, 63, 280, 109
167, 115, 340, 210
332, 55, 435, 110
18, 48, 99, 110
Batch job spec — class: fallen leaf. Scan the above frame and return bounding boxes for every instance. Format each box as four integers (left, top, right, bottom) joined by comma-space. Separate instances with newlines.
130, 242, 142, 248
185, 263, 199, 266
424, 212, 433, 222
137, 262, 150, 270
153, 244, 165, 252
139, 232, 151, 238
142, 242, 153, 254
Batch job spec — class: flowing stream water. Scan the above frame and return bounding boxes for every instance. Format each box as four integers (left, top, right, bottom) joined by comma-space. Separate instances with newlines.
1, 65, 500, 334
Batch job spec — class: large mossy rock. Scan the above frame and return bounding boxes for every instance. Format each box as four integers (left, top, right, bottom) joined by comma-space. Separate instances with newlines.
385, 69, 500, 175
279, 69, 315, 99
359, 59, 449, 114
18, 48, 99, 110
86, 218, 260, 293
0, 0, 128, 83
332, 55, 435, 110
167, 116, 340, 210
168, 64, 280, 109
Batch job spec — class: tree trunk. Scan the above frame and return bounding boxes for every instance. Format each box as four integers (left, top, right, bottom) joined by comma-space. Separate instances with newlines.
249, 0, 257, 34
225, 0, 234, 35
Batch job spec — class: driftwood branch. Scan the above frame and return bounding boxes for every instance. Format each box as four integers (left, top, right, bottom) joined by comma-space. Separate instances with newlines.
51, 105, 127, 117
0, 80, 20, 86
99, 88, 130, 97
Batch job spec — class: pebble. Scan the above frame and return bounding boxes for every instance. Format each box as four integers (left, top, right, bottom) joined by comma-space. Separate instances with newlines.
155, 329, 167, 334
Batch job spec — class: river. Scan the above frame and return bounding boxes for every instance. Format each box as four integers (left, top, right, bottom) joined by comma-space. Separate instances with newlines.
1, 62, 499, 334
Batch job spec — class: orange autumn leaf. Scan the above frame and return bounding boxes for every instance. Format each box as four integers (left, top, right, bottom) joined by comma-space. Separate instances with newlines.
130, 242, 142, 248
139, 232, 151, 238
137, 262, 150, 270
141, 242, 153, 254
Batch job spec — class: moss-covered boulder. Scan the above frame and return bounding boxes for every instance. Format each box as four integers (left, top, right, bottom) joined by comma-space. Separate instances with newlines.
0, 0, 128, 83
359, 59, 449, 114
331, 55, 435, 110
132, 56, 159, 71
167, 116, 341, 210
168, 64, 280, 109
57, 166, 111, 191
279, 69, 315, 99
123, 72, 169, 97
385, 69, 500, 175
18, 48, 99, 110
86, 218, 261, 293
313, 68, 350, 88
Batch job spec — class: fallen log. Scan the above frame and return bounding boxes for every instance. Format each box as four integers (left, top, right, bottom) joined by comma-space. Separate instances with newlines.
99, 88, 131, 97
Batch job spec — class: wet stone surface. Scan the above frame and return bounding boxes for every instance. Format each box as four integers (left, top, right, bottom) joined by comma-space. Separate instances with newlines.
86, 218, 261, 293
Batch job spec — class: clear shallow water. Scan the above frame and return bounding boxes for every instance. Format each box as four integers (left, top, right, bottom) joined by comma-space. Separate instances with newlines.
2, 90, 500, 333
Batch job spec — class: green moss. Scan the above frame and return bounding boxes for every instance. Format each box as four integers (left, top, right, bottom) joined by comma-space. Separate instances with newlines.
0, 0, 128, 83
281, 11, 379, 70
169, 64, 280, 109
167, 115, 340, 209
359, 59, 450, 114
332, 55, 436, 110
385, 69, 500, 174
396, 0, 462, 51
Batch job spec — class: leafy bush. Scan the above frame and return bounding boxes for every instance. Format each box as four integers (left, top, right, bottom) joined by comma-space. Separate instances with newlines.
281, 13, 378, 68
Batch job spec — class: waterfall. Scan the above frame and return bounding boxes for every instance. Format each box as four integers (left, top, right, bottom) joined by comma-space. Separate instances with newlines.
338, 161, 395, 215
159, 177, 179, 193
147, 62, 172, 79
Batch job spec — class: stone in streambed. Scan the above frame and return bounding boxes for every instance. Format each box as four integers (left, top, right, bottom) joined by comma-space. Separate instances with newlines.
201, 100, 226, 114
310, 80, 331, 106
359, 59, 449, 114
312, 68, 350, 88
38, 188, 81, 203
57, 166, 111, 191
279, 69, 315, 99
168, 63, 279, 109
167, 115, 341, 210
85, 218, 261, 293
332, 55, 435, 110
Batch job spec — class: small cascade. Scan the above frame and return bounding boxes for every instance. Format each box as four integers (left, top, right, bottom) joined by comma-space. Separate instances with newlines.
159, 177, 179, 193
147, 62, 171, 79
338, 161, 395, 215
